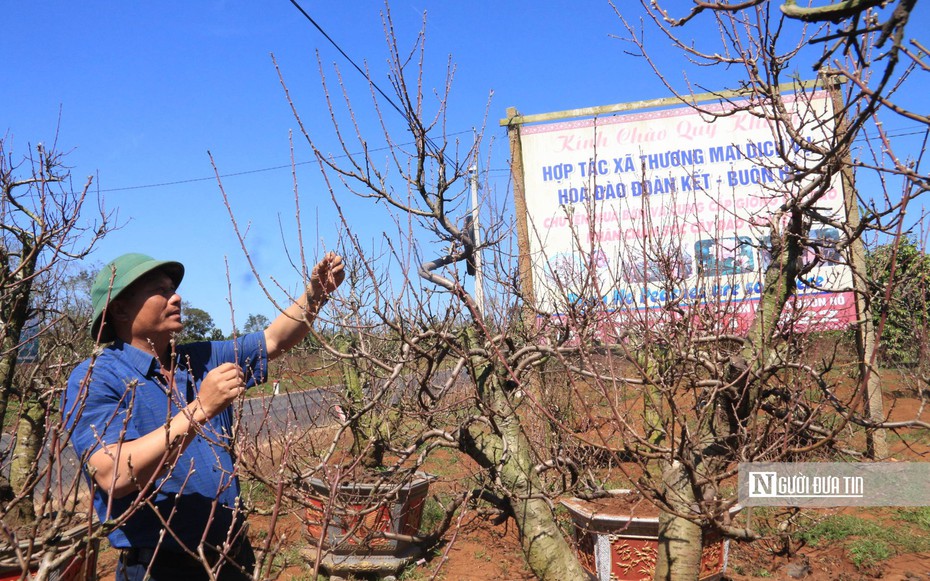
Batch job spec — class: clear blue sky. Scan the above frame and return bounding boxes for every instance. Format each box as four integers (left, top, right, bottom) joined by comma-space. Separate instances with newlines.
4, 2, 926, 332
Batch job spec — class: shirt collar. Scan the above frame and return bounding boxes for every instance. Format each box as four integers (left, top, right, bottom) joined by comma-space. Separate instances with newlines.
108, 339, 161, 377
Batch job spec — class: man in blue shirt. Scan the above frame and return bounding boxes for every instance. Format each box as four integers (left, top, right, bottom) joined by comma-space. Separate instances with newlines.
63, 252, 344, 580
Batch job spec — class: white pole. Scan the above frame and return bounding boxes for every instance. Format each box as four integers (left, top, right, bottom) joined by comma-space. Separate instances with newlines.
469, 164, 485, 316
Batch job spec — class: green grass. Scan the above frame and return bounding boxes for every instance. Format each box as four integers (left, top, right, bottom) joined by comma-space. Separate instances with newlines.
847, 538, 892, 568
552, 503, 576, 539
269, 544, 309, 572
798, 512, 930, 569
399, 565, 436, 581
895, 506, 930, 531
240, 479, 278, 509
887, 428, 930, 446
798, 514, 881, 546
419, 496, 447, 535
248, 372, 342, 397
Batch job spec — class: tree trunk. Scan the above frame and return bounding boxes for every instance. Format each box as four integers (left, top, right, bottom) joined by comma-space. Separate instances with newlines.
10, 394, 45, 524
653, 208, 808, 578
0, 245, 37, 428
462, 373, 589, 581
464, 428, 589, 580
654, 462, 702, 581
0, 274, 36, 520
337, 336, 387, 469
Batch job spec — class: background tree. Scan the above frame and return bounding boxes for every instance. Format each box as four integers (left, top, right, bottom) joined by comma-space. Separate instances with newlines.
216, 8, 588, 578
177, 301, 225, 342
8, 265, 97, 524
242, 313, 271, 335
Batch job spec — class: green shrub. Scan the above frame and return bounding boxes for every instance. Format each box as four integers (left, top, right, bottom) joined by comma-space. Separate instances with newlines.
867, 239, 930, 367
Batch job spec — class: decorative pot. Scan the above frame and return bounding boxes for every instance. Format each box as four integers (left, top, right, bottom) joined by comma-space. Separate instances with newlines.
561, 491, 730, 581
303, 472, 432, 577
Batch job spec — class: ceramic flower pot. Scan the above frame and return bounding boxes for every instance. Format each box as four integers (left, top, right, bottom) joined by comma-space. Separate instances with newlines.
561, 491, 730, 581
303, 472, 432, 577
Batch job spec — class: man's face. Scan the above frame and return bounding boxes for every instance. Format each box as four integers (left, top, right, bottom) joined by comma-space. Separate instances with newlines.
115, 270, 183, 340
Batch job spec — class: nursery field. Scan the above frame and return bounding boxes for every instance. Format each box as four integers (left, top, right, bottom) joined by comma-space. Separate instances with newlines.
89, 350, 930, 581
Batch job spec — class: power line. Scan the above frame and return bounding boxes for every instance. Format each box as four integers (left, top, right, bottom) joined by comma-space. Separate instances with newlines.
98, 131, 473, 193
287, 0, 408, 125
286, 0, 443, 155
99, 162, 298, 192
97, 125, 922, 193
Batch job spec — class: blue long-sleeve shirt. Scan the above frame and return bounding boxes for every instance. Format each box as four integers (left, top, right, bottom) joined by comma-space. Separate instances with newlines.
62, 332, 268, 551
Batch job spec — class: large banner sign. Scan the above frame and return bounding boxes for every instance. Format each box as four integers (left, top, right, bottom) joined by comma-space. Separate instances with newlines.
518, 91, 856, 330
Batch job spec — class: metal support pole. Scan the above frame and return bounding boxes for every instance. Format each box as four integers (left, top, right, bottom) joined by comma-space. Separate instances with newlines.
822, 69, 888, 458
469, 165, 485, 316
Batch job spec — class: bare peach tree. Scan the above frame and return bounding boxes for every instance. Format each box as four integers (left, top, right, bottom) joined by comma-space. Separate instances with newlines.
499, 1, 930, 578
0, 136, 113, 575
212, 6, 593, 580
216, 2, 930, 581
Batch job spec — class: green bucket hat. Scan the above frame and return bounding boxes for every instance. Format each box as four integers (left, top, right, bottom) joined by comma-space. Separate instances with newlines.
90, 253, 185, 342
